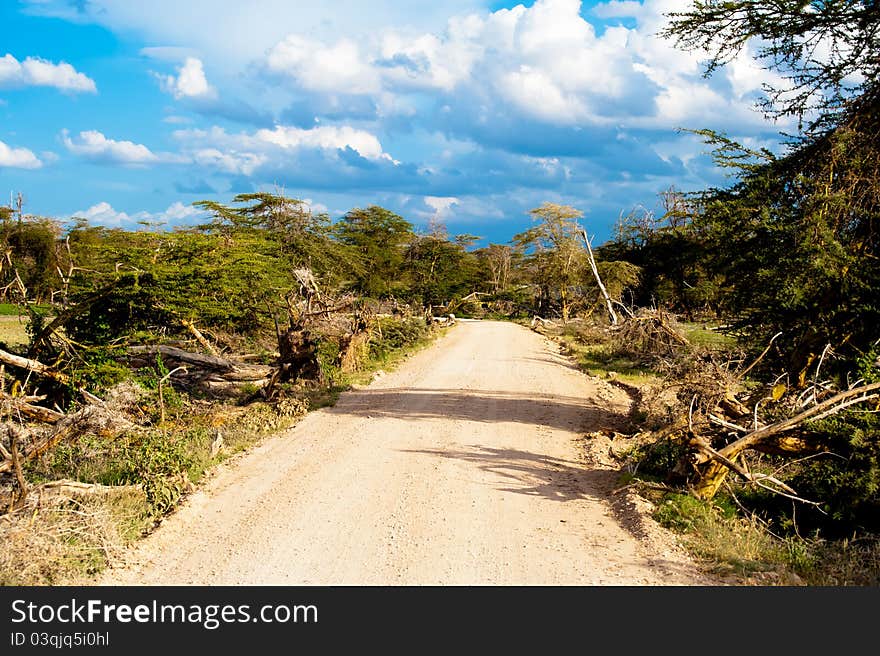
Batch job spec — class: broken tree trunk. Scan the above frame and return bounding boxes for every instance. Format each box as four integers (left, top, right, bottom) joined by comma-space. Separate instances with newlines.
581, 229, 618, 326
180, 319, 221, 357
0, 347, 71, 384
0, 405, 137, 476
0, 347, 104, 408
0, 391, 65, 424
691, 380, 880, 499
126, 345, 270, 381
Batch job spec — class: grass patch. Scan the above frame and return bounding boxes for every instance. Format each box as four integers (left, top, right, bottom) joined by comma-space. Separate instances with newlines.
569, 341, 661, 385
652, 492, 791, 581
0, 315, 30, 347
553, 324, 661, 386
680, 322, 738, 352
647, 489, 880, 585
0, 487, 151, 585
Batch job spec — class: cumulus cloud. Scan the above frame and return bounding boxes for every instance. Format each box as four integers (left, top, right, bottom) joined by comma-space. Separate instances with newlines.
21, 0, 485, 63
256, 125, 394, 162
267, 36, 380, 95
424, 195, 459, 219
154, 57, 271, 126
189, 147, 266, 176
158, 57, 216, 99
61, 129, 160, 165
172, 123, 397, 177
262, 0, 787, 138
70, 201, 207, 227
24, 0, 794, 238
0, 53, 96, 93
0, 139, 43, 169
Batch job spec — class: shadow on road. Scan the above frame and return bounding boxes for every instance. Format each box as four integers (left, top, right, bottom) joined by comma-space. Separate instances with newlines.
326, 387, 627, 433
400, 444, 617, 503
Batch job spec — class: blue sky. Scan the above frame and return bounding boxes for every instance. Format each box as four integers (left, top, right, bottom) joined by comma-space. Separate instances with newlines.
0, 0, 790, 245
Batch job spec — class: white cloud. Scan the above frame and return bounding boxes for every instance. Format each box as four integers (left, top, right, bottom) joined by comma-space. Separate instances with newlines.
22, 0, 485, 63
256, 125, 393, 161
61, 129, 159, 165
424, 195, 459, 218
267, 36, 380, 94
0, 140, 43, 169
302, 198, 329, 214
70, 201, 207, 227
190, 147, 265, 175
172, 123, 397, 176
0, 53, 96, 93
70, 201, 132, 226
259, 0, 788, 134
158, 57, 216, 99
159, 201, 207, 222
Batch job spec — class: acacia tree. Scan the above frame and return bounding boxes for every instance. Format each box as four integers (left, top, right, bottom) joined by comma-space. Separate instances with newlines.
333, 205, 414, 298
403, 223, 480, 310
475, 244, 514, 293
0, 215, 62, 305
514, 203, 587, 321
662, 0, 880, 131
662, 2, 880, 380
647, 2, 880, 523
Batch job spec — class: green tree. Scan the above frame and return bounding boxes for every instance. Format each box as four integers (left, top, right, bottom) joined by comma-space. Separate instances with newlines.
599, 193, 723, 319
403, 222, 480, 309
660, 0, 880, 381
333, 205, 414, 298
514, 203, 587, 321
662, 0, 880, 130
0, 216, 62, 304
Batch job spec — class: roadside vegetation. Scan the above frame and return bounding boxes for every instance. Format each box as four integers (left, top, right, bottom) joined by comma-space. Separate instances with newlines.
2, 1, 879, 585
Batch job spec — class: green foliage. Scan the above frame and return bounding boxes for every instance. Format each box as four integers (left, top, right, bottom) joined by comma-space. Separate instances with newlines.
66, 273, 173, 344
662, 0, 880, 129
403, 227, 481, 308
789, 413, 880, 531
124, 431, 196, 515
333, 205, 414, 298
649, 4, 880, 380
514, 203, 588, 320
315, 338, 343, 384
369, 317, 430, 359
628, 438, 692, 484
38, 428, 200, 517
0, 216, 62, 304
70, 347, 131, 390
598, 197, 725, 320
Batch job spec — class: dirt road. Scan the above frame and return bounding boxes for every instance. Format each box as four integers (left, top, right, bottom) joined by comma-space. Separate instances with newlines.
97, 320, 712, 585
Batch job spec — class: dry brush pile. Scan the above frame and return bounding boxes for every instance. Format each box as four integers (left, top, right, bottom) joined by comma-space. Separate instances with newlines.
549, 309, 880, 530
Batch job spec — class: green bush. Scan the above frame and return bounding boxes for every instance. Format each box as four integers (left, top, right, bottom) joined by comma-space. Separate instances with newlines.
66, 273, 173, 345
370, 317, 429, 358
70, 348, 131, 390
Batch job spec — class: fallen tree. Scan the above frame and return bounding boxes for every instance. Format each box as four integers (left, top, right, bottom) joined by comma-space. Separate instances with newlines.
126, 345, 271, 382
688, 380, 880, 500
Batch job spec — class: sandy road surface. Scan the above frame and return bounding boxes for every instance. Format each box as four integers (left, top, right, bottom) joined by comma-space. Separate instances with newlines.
96, 320, 711, 585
